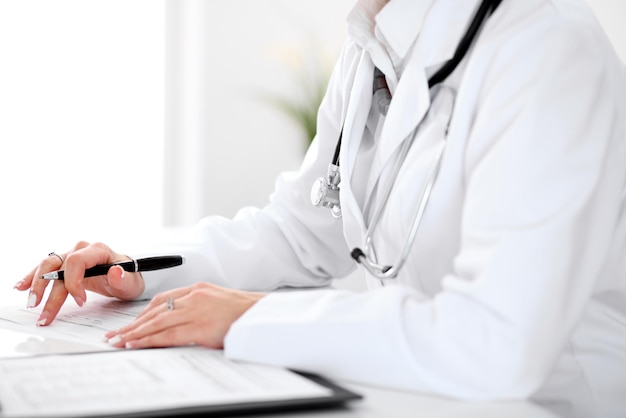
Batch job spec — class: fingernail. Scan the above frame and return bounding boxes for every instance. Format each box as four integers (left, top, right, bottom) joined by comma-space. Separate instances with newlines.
125, 341, 136, 349
37, 311, 49, 327
107, 334, 123, 346
74, 296, 85, 307
13, 280, 24, 289
27, 291, 37, 309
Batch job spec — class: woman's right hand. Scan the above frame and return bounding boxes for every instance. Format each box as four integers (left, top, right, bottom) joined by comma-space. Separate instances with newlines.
13, 241, 145, 326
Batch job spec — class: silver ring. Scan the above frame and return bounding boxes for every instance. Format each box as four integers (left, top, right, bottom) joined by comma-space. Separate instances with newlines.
48, 252, 64, 264
166, 297, 174, 311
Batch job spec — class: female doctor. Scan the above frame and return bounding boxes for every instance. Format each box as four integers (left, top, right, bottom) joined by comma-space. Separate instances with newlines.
17, 0, 626, 417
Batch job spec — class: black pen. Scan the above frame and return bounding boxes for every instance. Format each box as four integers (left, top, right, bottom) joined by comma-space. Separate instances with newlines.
41, 255, 185, 280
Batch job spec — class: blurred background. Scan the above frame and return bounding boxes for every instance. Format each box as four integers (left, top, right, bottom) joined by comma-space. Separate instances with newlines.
0, 0, 624, 304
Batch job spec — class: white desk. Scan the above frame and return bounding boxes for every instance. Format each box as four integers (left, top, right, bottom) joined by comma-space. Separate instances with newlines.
0, 289, 559, 418
249, 384, 559, 418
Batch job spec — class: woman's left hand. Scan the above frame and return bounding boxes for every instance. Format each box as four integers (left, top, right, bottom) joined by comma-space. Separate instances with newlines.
105, 282, 265, 349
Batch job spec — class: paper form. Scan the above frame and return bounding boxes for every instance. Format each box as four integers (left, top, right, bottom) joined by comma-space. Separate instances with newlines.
0, 346, 332, 418
0, 295, 147, 356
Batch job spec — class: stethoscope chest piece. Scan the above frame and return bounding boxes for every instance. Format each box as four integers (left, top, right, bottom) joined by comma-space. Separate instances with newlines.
311, 163, 342, 218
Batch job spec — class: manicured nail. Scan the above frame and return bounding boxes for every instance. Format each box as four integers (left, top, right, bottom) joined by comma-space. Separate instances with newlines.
125, 341, 136, 349
13, 280, 24, 289
107, 334, 123, 346
27, 292, 37, 309
36, 311, 49, 327
118, 266, 126, 280
74, 296, 85, 307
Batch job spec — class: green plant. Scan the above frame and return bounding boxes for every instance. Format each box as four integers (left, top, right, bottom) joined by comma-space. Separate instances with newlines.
255, 41, 334, 149
262, 68, 330, 147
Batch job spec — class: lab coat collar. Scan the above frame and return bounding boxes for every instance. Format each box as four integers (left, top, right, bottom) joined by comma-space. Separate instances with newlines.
347, 0, 393, 80
347, 0, 481, 76
346, 0, 388, 50
347, 0, 433, 83
374, 0, 435, 66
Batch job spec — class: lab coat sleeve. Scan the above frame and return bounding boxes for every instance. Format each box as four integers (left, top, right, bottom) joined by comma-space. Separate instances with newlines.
225, 7, 626, 401
138, 42, 361, 298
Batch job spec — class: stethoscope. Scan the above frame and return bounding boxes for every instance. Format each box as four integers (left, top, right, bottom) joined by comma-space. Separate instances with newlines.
311, 0, 503, 281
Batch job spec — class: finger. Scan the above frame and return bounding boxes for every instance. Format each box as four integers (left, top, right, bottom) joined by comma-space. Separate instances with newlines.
119, 294, 180, 335
104, 296, 169, 340
108, 300, 188, 347
135, 288, 191, 320
89, 265, 128, 298
26, 252, 67, 309
121, 290, 232, 350
63, 242, 116, 306
125, 322, 201, 349
14, 265, 37, 291
36, 280, 71, 326
29, 242, 89, 308
101, 266, 145, 301
106, 287, 196, 342
101, 265, 125, 295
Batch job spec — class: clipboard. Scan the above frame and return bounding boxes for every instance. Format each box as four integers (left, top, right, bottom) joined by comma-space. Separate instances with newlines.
0, 347, 362, 418
107, 371, 362, 418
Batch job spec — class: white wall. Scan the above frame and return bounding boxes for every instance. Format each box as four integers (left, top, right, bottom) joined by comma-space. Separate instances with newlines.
163, 0, 355, 225
0, 1, 164, 300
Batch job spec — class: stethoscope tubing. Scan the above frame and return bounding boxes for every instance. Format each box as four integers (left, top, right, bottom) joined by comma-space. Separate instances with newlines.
352, 123, 448, 280
329, 0, 504, 281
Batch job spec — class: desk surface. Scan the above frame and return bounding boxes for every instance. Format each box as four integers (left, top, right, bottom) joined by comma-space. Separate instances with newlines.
247, 384, 558, 418
0, 287, 559, 418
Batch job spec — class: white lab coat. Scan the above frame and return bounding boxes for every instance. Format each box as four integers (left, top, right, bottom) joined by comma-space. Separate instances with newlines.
140, 0, 626, 417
